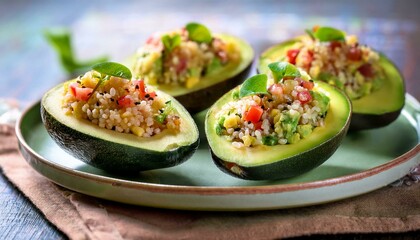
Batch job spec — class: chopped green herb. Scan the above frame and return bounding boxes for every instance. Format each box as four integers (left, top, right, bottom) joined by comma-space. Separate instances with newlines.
186, 22, 212, 43
239, 74, 268, 98
206, 57, 222, 75
162, 34, 181, 52
155, 100, 174, 124
215, 116, 226, 135
268, 62, 301, 83
262, 135, 279, 146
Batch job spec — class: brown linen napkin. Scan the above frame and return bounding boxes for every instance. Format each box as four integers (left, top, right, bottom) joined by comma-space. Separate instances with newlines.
1, 124, 420, 240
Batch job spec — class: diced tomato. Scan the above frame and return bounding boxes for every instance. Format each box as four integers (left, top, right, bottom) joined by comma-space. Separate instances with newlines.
358, 63, 375, 78
176, 58, 187, 73
69, 82, 78, 96
268, 83, 283, 96
117, 95, 133, 108
133, 80, 146, 99
146, 91, 157, 99
297, 91, 312, 104
330, 41, 342, 51
253, 121, 262, 130
287, 49, 300, 65
301, 80, 314, 90
244, 105, 263, 123
69, 83, 93, 101
347, 47, 362, 61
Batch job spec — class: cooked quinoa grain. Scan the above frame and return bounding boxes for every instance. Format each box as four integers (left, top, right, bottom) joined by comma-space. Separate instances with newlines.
215, 74, 330, 148
62, 71, 181, 137
285, 30, 384, 100
133, 25, 240, 89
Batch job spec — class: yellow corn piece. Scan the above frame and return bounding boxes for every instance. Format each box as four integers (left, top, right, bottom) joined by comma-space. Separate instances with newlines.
81, 75, 99, 88
185, 76, 199, 89
130, 126, 145, 137
242, 135, 254, 147
223, 114, 240, 129
142, 52, 161, 73
270, 109, 280, 119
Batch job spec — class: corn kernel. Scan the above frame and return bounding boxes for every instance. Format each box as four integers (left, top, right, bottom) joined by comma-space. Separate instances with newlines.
242, 135, 254, 147
185, 76, 199, 89
130, 126, 145, 137
223, 115, 240, 129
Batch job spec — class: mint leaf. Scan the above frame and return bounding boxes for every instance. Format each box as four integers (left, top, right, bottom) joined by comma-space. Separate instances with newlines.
162, 34, 181, 52
239, 74, 268, 98
92, 62, 132, 79
44, 27, 108, 74
186, 22, 212, 43
313, 27, 345, 42
268, 62, 301, 83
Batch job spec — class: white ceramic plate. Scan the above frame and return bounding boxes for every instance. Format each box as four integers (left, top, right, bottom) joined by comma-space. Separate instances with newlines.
16, 94, 420, 211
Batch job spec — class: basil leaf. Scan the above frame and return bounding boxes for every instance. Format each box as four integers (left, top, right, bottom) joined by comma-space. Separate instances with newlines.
44, 27, 108, 74
313, 27, 345, 42
268, 62, 301, 83
186, 22, 212, 43
92, 62, 132, 79
162, 34, 181, 52
239, 74, 268, 98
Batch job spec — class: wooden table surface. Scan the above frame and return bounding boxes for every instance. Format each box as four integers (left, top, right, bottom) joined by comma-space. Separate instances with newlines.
1, 0, 419, 239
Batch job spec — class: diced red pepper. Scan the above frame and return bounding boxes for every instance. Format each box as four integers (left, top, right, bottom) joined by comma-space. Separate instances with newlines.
117, 95, 133, 108
358, 63, 375, 78
347, 46, 362, 61
253, 121, 262, 130
146, 91, 157, 99
297, 90, 312, 104
287, 49, 300, 65
244, 105, 264, 123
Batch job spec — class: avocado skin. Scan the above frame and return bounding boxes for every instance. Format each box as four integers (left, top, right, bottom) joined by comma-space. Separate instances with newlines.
350, 110, 402, 131
176, 62, 252, 114
211, 119, 350, 180
41, 104, 199, 174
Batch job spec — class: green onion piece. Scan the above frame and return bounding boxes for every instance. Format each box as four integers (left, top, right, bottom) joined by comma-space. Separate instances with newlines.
262, 135, 279, 146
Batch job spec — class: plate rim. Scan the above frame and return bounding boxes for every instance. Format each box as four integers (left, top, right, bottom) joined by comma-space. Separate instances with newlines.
15, 94, 420, 196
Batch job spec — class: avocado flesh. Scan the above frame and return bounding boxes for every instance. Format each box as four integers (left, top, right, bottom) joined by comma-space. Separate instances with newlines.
41, 82, 200, 173
130, 34, 254, 113
258, 39, 405, 131
205, 81, 351, 180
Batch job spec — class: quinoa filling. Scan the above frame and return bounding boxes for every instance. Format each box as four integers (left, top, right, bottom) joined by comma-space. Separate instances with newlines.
62, 70, 181, 137
215, 69, 330, 148
133, 23, 241, 89
285, 26, 384, 100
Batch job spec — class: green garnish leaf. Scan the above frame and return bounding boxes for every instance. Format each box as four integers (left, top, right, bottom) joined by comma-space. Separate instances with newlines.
44, 27, 108, 74
186, 22, 212, 43
92, 62, 132, 79
313, 26, 345, 42
162, 34, 181, 52
239, 74, 268, 98
268, 62, 301, 83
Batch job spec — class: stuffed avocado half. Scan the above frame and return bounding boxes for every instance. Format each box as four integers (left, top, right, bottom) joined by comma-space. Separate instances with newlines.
41, 62, 199, 173
132, 22, 254, 113
258, 26, 404, 131
205, 62, 351, 180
